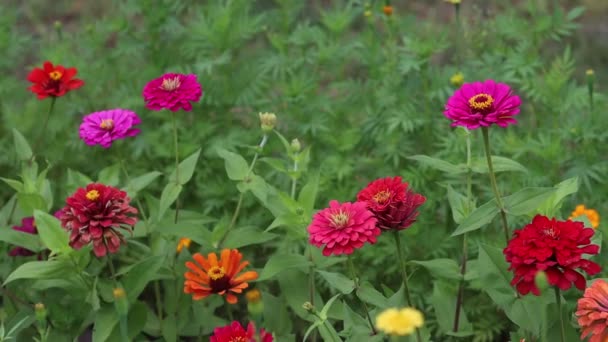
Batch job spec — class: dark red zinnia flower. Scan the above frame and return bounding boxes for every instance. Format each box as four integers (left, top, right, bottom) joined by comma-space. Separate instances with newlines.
210, 321, 273, 342
356, 176, 426, 230
27, 61, 84, 99
59, 183, 138, 257
8, 217, 37, 257
504, 215, 601, 296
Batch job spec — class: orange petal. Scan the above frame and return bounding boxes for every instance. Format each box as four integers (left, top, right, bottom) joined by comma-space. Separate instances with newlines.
220, 249, 233, 273
226, 293, 238, 304
185, 263, 209, 281
233, 260, 250, 275
233, 271, 258, 283
208, 251, 219, 267
193, 253, 212, 271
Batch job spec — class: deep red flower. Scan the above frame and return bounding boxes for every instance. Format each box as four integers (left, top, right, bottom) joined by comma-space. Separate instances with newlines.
210, 321, 273, 342
59, 183, 138, 257
356, 176, 426, 230
8, 217, 37, 257
503, 215, 601, 296
27, 61, 84, 99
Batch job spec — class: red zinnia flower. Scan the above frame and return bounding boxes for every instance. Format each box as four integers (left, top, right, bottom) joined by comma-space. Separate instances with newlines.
503, 215, 601, 296
27, 61, 84, 99
142, 73, 202, 112
59, 183, 138, 257
308, 200, 380, 256
184, 249, 258, 304
576, 279, 608, 342
356, 176, 426, 230
210, 321, 273, 342
8, 217, 37, 257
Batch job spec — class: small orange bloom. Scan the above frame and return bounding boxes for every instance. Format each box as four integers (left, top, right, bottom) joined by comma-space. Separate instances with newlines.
383, 5, 393, 16
184, 249, 258, 304
176, 238, 192, 253
246, 288, 262, 304
576, 279, 608, 342
569, 204, 600, 229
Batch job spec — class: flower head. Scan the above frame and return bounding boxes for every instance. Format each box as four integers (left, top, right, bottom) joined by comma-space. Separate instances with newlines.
142, 73, 202, 112
383, 5, 393, 16
308, 200, 380, 256
569, 204, 600, 229
8, 217, 37, 257
576, 279, 608, 342
450, 72, 464, 87
184, 249, 258, 304
210, 321, 273, 342
503, 215, 601, 296
27, 61, 84, 99
79, 109, 141, 148
376, 307, 424, 336
176, 237, 192, 253
356, 176, 426, 230
59, 183, 138, 257
444, 79, 521, 129
259, 112, 277, 132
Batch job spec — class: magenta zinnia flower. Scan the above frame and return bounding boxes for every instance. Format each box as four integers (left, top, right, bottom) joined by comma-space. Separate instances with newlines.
308, 200, 380, 256
211, 321, 273, 342
79, 109, 141, 148
444, 79, 521, 129
142, 73, 202, 112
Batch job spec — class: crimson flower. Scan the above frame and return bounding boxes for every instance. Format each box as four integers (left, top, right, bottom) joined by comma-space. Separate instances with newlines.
59, 183, 138, 257
27, 61, 84, 99
142, 73, 202, 111
503, 215, 601, 296
210, 321, 273, 342
356, 176, 426, 230
308, 200, 380, 256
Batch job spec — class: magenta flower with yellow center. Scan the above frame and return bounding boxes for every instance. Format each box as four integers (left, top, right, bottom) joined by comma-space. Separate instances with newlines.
576, 279, 608, 342
142, 73, 202, 112
79, 109, 141, 148
308, 200, 380, 256
444, 79, 521, 129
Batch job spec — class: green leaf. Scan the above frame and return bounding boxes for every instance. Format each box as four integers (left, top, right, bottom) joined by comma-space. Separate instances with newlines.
236, 175, 269, 203
0, 227, 42, 253
92, 305, 118, 342
410, 259, 462, 280
1, 177, 24, 192
33, 210, 70, 254
446, 185, 471, 225
218, 148, 249, 181
408, 155, 466, 174
13, 129, 33, 161
260, 157, 288, 173
258, 254, 311, 281
471, 156, 527, 174
67, 169, 93, 191
125, 171, 162, 196
122, 256, 164, 303
97, 164, 121, 186
158, 182, 183, 220
298, 172, 320, 215
222, 227, 278, 249
317, 270, 355, 294
4, 259, 72, 285
477, 244, 516, 307
452, 199, 499, 236
153, 218, 215, 245
106, 301, 148, 341
17, 193, 48, 216
357, 282, 388, 308
430, 281, 473, 335
536, 177, 579, 217
169, 148, 201, 185
506, 294, 551, 337
503, 187, 556, 216
162, 314, 177, 342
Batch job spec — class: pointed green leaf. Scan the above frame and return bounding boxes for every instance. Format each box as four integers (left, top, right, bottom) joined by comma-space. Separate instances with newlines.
317, 270, 355, 294
217, 149, 249, 181
97, 164, 121, 186
452, 199, 499, 236
13, 129, 33, 161
4, 259, 72, 285
258, 254, 311, 281
1, 178, 24, 192
122, 256, 164, 303
222, 227, 278, 249
125, 171, 162, 196
410, 259, 462, 280
34, 210, 70, 254
471, 156, 527, 174
169, 148, 201, 185
357, 282, 388, 308
503, 187, 556, 216
158, 182, 182, 220
298, 172, 320, 215
408, 155, 466, 174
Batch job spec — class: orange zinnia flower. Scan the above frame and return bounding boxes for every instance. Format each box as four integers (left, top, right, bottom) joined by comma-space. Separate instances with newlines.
184, 249, 258, 304
176, 237, 192, 253
576, 279, 608, 342
569, 204, 600, 229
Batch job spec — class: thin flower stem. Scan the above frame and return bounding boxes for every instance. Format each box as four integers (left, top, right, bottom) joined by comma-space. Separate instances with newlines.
225, 301, 234, 321
290, 159, 298, 199
31, 97, 57, 161
393, 231, 422, 342
453, 130, 472, 332
347, 255, 377, 335
481, 127, 510, 244
154, 281, 163, 323
555, 287, 566, 342
217, 135, 268, 248
171, 113, 180, 224
107, 255, 118, 284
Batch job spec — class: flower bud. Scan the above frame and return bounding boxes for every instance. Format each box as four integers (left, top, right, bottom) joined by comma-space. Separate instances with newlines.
259, 112, 277, 133
54, 21, 62, 30
302, 301, 315, 312
534, 271, 549, 292
113, 287, 129, 316
290, 138, 301, 153
35, 303, 47, 323
450, 72, 464, 87
246, 289, 264, 316
383, 5, 393, 16
364, 10, 372, 17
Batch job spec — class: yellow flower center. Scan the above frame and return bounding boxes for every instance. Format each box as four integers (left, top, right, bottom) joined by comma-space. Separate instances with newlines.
48, 71, 62, 81
100, 119, 114, 130
160, 76, 181, 91
373, 190, 391, 204
208, 266, 226, 280
468, 93, 494, 111
330, 210, 350, 228
86, 190, 100, 201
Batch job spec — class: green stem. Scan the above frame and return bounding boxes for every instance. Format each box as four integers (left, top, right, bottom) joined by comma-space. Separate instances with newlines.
225, 301, 234, 321
555, 287, 566, 342
154, 281, 163, 322
31, 97, 57, 160
172, 113, 180, 223
107, 255, 117, 284
481, 127, 510, 244
393, 231, 422, 342
290, 160, 298, 199
347, 256, 377, 335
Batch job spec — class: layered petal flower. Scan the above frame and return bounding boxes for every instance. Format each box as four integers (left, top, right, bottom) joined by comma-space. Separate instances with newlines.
444, 79, 521, 129
576, 279, 608, 342
142, 73, 202, 111
79, 109, 141, 148
569, 204, 600, 229
184, 249, 258, 304
210, 321, 273, 342
308, 200, 380, 256
503, 215, 601, 296
27, 61, 84, 99
376, 307, 424, 336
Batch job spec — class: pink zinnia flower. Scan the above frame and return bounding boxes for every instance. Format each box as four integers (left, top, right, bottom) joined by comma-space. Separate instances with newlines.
8, 217, 37, 257
79, 109, 141, 148
308, 200, 380, 256
210, 321, 273, 342
576, 279, 608, 342
142, 73, 202, 111
444, 79, 521, 129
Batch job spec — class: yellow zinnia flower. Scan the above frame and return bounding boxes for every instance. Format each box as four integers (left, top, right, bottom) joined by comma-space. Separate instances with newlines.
376, 307, 424, 336
569, 205, 600, 229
